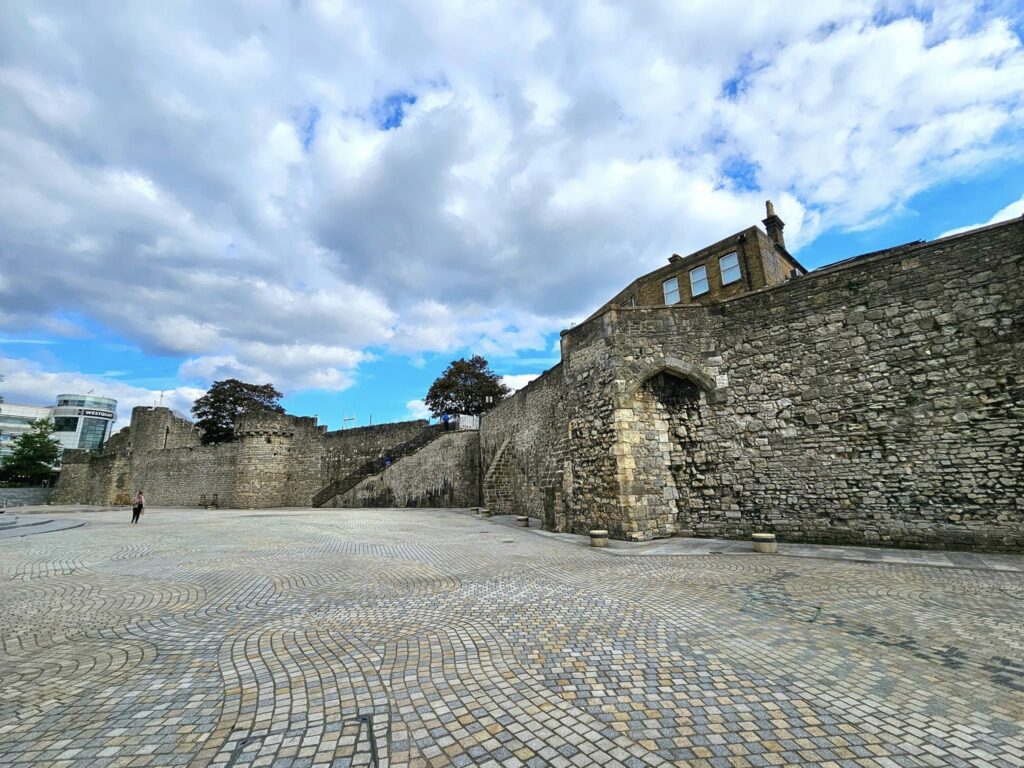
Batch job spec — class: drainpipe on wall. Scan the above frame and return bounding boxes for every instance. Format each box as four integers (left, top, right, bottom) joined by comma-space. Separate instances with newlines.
738, 232, 756, 294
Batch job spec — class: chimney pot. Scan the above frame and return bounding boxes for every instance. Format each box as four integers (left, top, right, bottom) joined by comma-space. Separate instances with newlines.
762, 200, 786, 249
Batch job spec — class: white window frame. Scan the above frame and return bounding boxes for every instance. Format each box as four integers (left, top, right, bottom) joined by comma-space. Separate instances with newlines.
690, 265, 709, 297
662, 277, 680, 305
720, 252, 741, 285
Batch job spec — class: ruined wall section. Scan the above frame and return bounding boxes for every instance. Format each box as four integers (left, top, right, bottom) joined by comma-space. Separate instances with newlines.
584, 218, 1023, 549
337, 431, 479, 508
480, 364, 568, 527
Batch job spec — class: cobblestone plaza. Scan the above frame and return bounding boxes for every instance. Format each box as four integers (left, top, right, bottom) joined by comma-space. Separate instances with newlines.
1, 508, 1022, 767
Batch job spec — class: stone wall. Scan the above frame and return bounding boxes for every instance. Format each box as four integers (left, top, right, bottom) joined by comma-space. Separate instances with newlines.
52, 448, 132, 505
130, 406, 202, 451
52, 407, 455, 509
132, 443, 239, 508
49, 217, 1023, 549
0, 487, 54, 508
293, 420, 429, 505
549, 218, 1023, 550
336, 431, 480, 508
479, 365, 568, 527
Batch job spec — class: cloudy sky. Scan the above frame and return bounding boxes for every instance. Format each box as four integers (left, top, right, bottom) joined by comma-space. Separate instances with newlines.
1, 0, 1023, 429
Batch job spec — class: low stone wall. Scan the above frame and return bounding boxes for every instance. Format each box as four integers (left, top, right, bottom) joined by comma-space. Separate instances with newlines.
0, 487, 54, 508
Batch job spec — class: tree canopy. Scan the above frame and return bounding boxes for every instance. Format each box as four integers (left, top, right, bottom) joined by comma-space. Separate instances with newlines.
424, 355, 510, 417
0, 419, 60, 485
191, 379, 285, 445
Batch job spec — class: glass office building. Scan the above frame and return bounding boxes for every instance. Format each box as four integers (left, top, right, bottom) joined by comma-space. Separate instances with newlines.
0, 394, 118, 463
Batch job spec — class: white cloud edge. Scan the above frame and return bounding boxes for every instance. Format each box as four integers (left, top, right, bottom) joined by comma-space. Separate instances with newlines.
937, 193, 1024, 238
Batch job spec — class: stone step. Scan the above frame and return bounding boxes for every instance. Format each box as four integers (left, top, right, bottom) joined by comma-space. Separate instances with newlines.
0, 517, 55, 530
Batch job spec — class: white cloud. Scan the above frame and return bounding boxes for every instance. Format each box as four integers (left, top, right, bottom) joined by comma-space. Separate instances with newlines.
405, 398, 431, 419
0, 355, 203, 426
0, 0, 1021, 395
937, 193, 1024, 238
501, 373, 540, 392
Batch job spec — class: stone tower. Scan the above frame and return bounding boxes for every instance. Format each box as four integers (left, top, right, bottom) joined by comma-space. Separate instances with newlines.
231, 411, 314, 508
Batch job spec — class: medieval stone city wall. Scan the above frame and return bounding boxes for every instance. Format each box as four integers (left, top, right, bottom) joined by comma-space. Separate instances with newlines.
53, 407, 449, 509
547, 219, 1023, 549
51, 218, 1022, 550
479, 364, 568, 526
336, 431, 480, 508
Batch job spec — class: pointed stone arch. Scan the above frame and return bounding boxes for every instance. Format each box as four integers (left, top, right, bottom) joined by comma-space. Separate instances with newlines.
622, 356, 725, 404
607, 356, 726, 540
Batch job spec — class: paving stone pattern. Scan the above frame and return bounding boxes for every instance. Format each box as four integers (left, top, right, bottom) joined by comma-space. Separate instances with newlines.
1, 507, 1023, 767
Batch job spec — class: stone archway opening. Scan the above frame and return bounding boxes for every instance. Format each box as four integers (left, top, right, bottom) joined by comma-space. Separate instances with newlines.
631, 370, 710, 538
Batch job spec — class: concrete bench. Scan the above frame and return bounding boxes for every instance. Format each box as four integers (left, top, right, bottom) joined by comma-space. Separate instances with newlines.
590, 529, 609, 548
752, 532, 777, 554
516, 516, 529, 527
479, 508, 492, 519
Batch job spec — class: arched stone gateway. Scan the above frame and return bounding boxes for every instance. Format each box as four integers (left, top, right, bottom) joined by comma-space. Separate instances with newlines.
631, 371, 708, 538
607, 357, 727, 541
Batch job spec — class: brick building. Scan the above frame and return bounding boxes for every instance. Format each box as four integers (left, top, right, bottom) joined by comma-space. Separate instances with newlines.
593, 201, 805, 315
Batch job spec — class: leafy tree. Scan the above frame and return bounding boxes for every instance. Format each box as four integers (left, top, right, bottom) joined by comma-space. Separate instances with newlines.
424, 355, 510, 417
191, 379, 285, 445
0, 419, 60, 485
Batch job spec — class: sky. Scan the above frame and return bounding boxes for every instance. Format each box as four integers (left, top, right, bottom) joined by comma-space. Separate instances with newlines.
1, 0, 1023, 431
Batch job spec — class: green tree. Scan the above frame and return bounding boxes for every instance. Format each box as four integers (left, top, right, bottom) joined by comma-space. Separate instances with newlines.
191, 379, 285, 445
424, 355, 510, 417
0, 419, 60, 485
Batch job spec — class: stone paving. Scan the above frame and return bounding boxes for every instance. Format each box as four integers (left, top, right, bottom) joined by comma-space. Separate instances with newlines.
1, 507, 1022, 768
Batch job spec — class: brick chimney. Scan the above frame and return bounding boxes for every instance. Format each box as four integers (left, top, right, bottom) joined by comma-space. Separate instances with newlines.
763, 199, 785, 249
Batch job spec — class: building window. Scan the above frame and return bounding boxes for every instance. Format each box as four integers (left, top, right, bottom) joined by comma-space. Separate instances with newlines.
720, 252, 741, 285
79, 417, 108, 451
53, 416, 79, 433
690, 265, 709, 296
663, 277, 680, 305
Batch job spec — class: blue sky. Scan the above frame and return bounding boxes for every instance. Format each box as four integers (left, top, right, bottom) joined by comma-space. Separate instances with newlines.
1, 1, 1023, 430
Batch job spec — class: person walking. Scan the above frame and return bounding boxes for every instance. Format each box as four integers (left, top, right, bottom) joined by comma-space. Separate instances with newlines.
131, 491, 145, 524
441, 413, 450, 432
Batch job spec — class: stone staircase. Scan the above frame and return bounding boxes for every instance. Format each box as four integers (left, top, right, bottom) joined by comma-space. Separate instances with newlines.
311, 424, 447, 507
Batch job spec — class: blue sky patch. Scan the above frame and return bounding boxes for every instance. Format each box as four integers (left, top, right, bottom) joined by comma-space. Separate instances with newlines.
374, 91, 417, 131
296, 105, 320, 150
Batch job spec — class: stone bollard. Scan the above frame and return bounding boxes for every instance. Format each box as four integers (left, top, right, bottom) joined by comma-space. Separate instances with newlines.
589, 529, 609, 548
479, 508, 492, 519
516, 516, 529, 528
752, 532, 778, 554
